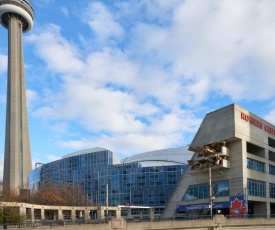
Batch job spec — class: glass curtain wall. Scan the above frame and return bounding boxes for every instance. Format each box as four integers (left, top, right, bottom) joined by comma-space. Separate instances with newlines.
29, 150, 187, 208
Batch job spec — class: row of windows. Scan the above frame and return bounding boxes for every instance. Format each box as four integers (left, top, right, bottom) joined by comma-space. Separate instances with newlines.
42, 151, 112, 169
270, 183, 275, 198
183, 180, 229, 201
270, 165, 275, 175
247, 158, 265, 172
249, 179, 275, 198
247, 179, 265, 197
183, 179, 275, 200
247, 158, 275, 176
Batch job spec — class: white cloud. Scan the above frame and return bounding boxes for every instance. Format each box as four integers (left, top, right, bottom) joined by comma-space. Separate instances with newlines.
84, 2, 124, 42
0, 54, 7, 75
78, 48, 139, 90
57, 140, 85, 150
24, 0, 275, 156
264, 104, 275, 125
57, 133, 184, 156
34, 84, 158, 133
34, 0, 54, 8
26, 89, 38, 104
126, 0, 275, 103
26, 24, 84, 74
60, 7, 69, 17
149, 110, 201, 134
49, 122, 69, 135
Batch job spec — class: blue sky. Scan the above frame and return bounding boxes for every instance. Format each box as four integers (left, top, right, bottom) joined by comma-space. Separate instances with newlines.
1, 0, 275, 177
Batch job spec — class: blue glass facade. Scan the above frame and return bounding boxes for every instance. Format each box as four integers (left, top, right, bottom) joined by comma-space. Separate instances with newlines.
247, 178, 266, 197
183, 180, 229, 201
247, 158, 265, 173
28, 167, 41, 191
270, 183, 275, 199
29, 149, 187, 208
269, 165, 275, 175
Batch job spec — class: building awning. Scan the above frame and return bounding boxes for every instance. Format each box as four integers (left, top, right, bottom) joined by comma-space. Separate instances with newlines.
177, 201, 230, 211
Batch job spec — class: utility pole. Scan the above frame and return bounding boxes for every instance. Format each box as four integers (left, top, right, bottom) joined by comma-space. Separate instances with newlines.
209, 167, 213, 219
106, 177, 111, 219
106, 182, 108, 219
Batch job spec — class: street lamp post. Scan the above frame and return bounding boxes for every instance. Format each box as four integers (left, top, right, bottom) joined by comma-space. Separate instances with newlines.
106, 177, 111, 219
209, 167, 214, 219
209, 166, 222, 218
97, 171, 100, 206
188, 142, 226, 219
106, 182, 108, 219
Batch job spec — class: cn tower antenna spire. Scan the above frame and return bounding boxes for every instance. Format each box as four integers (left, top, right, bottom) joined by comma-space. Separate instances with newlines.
0, 0, 34, 192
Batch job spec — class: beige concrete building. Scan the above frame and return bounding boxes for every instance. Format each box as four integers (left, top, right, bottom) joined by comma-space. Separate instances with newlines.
0, 0, 34, 191
0, 202, 121, 221
163, 104, 275, 218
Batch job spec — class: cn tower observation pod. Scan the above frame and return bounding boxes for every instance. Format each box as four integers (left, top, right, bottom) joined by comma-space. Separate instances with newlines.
0, 0, 34, 32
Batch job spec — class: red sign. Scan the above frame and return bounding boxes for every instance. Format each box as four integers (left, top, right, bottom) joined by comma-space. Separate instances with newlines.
241, 112, 275, 136
229, 197, 248, 217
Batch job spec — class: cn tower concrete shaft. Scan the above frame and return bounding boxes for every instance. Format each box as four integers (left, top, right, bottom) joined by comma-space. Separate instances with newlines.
0, 0, 34, 192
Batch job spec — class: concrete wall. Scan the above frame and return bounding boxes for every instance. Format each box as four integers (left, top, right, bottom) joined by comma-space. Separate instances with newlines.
18, 217, 275, 230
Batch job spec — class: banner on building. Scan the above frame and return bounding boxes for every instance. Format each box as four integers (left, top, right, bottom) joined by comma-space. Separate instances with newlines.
229, 195, 248, 217
177, 201, 229, 212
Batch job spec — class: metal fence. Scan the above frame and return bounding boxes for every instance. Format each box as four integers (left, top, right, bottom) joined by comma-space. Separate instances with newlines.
0, 219, 108, 229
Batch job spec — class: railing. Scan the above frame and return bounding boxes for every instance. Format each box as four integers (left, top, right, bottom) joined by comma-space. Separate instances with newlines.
0, 219, 108, 229
0, 215, 275, 229
226, 214, 275, 219
170, 214, 275, 221
0, 0, 34, 18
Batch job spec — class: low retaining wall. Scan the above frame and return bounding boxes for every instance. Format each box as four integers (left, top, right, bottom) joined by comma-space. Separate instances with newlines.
8, 216, 275, 230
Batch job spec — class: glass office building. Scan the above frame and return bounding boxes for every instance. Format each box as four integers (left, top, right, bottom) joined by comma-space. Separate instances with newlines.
29, 147, 189, 212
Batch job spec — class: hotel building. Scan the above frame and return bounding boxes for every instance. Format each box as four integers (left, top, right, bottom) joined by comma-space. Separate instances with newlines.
163, 104, 275, 218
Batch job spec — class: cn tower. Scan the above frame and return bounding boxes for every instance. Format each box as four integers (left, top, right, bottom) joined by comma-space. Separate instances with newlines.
0, 0, 34, 192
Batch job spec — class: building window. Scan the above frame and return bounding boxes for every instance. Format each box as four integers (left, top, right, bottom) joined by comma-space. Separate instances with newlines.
270, 183, 275, 198
269, 151, 275, 162
183, 180, 229, 201
247, 179, 265, 197
247, 158, 265, 173
268, 137, 275, 149
269, 165, 275, 176
214, 180, 230, 197
247, 142, 265, 158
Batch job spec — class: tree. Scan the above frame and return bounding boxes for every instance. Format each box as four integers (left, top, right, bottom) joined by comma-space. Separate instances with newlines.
0, 207, 26, 224
30, 183, 66, 206
0, 181, 91, 223
30, 182, 91, 206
